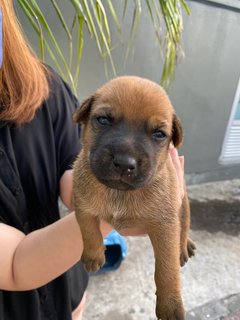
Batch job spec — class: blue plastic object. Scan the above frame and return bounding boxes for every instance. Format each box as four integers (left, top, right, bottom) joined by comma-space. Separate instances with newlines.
94, 230, 128, 275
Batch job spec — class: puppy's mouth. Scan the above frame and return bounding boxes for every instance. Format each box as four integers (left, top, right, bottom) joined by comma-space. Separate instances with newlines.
90, 149, 155, 191
97, 177, 137, 191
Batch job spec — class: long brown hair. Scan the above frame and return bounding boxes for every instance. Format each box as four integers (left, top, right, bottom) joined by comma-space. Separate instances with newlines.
0, 0, 49, 124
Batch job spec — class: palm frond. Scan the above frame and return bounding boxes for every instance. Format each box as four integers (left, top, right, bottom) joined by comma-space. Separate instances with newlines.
16, 0, 190, 93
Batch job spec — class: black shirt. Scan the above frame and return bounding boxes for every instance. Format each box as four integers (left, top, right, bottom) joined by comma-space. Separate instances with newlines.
0, 68, 88, 320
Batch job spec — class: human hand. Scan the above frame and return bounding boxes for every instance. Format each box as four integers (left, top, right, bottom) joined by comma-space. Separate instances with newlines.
100, 221, 147, 237
117, 226, 147, 237
169, 144, 185, 204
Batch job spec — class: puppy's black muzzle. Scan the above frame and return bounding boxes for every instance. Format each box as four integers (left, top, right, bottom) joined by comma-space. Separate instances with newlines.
89, 121, 158, 191
90, 141, 154, 191
112, 153, 137, 176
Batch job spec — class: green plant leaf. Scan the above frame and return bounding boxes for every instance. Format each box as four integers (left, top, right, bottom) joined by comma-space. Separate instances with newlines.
16, 0, 190, 93
74, 15, 84, 89
16, 0, 66, 78
16, 0, 45, 59
89, 0, 116, 75
27, 0, 74, 87
96, 0, 111, 44
125, 0, 142, 62
107, 0, 121, 33
180, 0, 191, 15
50, 0, 72, 41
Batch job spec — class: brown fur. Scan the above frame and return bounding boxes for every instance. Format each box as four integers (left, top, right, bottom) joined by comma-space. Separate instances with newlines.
73, 76, 196, 320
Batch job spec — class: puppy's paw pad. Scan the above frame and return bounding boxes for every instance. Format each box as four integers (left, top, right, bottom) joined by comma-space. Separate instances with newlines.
81, 248, 105, 272
180, 238, 196, 266
180, 249, 188, 267
83, 258, 105, 272
156, 303, 185, 320
187, 238, 196, 258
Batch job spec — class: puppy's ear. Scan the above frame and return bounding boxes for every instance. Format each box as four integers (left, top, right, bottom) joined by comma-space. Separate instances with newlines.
172, 114, 183, 148
73, 95, 95, 123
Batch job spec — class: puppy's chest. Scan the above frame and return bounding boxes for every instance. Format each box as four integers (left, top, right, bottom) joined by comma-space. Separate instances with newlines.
98, 191, 137, 226
97, 188, 170, 229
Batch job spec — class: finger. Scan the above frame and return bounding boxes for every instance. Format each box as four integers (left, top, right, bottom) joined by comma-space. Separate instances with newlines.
178, 156, 185, 199
169, 147, 185, 201
169, 146, 181, 170
179, 155, 184, 170
118, 227, 147, 237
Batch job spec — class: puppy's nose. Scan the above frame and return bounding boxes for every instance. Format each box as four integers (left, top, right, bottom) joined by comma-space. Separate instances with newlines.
113, 154, 137, 175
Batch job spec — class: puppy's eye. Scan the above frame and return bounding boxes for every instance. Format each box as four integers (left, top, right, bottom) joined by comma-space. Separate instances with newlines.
96, 115, 112, 126
152, 129, 166, 141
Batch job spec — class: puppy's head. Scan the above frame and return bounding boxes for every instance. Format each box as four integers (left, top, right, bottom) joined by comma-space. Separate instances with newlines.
74, 76, 183, 191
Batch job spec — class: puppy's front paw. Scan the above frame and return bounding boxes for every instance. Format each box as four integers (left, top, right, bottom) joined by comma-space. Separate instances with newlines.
180, 238, 196, 267
156, 299, 185, 320
187, 238, 196, 258
81, 245, 106, 272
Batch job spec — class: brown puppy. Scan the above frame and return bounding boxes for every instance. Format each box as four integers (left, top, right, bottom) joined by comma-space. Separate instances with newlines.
73, 76, 196, 320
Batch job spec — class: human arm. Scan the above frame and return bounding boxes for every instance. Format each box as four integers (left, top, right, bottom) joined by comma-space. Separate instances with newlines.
0, 212, 113, 292
0, 167, 113, 292
169, 144, 185, 202
0, 213, 80, 291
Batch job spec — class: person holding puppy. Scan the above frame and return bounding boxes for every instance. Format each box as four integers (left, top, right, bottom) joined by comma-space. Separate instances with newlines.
0, 1, 185, 319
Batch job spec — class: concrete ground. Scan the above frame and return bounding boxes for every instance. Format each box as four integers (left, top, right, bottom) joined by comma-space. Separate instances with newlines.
82, 179, 240, 320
